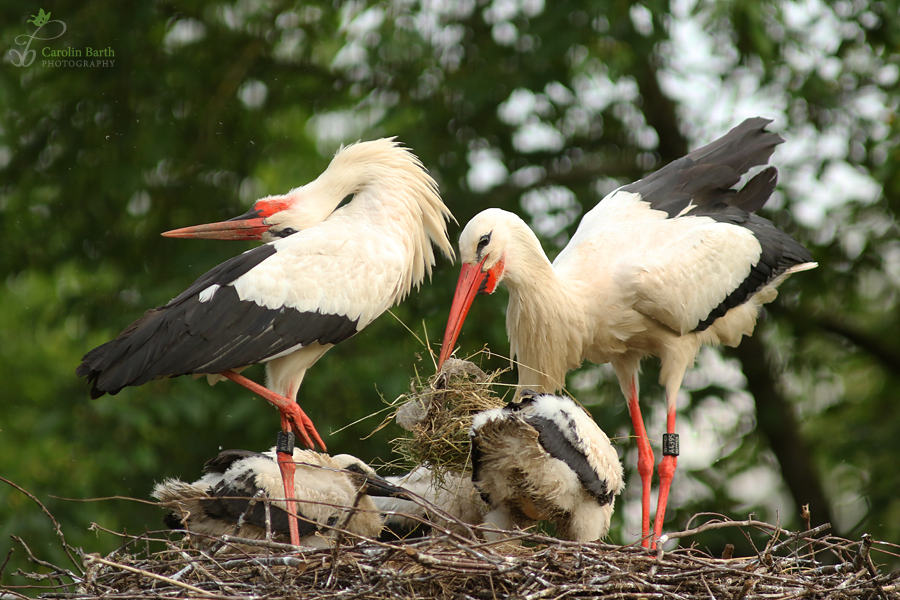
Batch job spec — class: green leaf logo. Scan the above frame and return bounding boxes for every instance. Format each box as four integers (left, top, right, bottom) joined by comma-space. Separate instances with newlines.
27, 9, 50, 27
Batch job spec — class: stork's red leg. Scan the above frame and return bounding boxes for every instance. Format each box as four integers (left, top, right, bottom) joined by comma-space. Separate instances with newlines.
653, 408, 678, 548
275, 431, 301, 546
625, 376, 654, 548
220, 370, 327, 451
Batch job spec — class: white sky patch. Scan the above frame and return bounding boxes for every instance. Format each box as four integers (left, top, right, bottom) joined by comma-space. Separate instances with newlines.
789, 161, 882, 228
572, 69, 638, 113
569, 362, 617, 395
499, 89, 536, 125
491, 21, 518, 45
238, 79, 268, 110
163, 19, 207, 51
484, 0, 519, 23
629, 4, 654, 36
853, 85, 892, 124
332, 39, 368, 70
682, 347, 748, 391
343, 5, 385, 37
827, 464, 870, 532
520, 185, 580, 239
545, 81, 574, 105
513, 120, 566, 153
307, 107, 386, 152
675, 349, 756, 469
728, 464, 793, 516
876, 63, 899, 86
467, 147, 508, 192
510, 165, 546, 188
274, 28, 306, 63
483, 0, 545, 24
126, 190, 151, 217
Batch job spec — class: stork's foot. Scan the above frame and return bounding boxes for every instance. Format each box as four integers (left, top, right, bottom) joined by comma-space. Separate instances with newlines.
220, 369, 327, 451
280, 402, 327, 452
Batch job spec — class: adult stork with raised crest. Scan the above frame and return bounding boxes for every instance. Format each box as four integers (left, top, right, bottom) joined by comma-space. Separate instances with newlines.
437, 118, 816, 547
78, 139, 455, 546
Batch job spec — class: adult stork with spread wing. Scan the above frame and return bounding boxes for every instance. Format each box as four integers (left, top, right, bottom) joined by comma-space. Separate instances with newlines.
438, 118, 815, 547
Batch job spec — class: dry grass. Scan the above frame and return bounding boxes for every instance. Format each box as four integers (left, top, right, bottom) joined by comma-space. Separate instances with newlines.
384, 356, 510, 478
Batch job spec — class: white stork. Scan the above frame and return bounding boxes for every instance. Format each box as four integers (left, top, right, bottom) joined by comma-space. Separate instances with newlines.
77, 139, 455, 546
438, 118, 816, 547
374, 467, 488, 539
153, 448, 409, 548
469, 391, 624, 542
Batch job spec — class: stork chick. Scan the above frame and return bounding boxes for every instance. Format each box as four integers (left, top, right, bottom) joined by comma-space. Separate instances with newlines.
469, 391, 624, 543
153, 448, 409, 548
374, 466, 488, 539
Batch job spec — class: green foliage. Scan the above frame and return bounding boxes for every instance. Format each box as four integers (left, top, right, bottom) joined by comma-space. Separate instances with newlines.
1, 0, 899, 591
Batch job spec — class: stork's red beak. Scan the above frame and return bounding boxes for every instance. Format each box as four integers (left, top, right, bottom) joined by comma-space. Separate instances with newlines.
162, 207, 270, 240
162, 198, 293, 240
438, 257, 504, 368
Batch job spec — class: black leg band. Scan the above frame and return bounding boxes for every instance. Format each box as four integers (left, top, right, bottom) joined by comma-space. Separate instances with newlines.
277, 431, 295, 455
662, 433, 680, 456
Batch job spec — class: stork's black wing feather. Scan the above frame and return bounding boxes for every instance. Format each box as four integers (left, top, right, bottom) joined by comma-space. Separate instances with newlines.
620, 117, 784, 218
203, 450, 266, 474
202, 479, 318, 538
76, 243, 360, 397
695, 212, 813, 331
618, 118, 813, 332
526, 415, 614, 506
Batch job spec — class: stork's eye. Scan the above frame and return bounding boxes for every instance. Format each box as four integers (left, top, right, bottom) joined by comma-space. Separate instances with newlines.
273, 227, 298, 238
338, 193, 354, 209
476, 233, 491, 255
344, 463, 365, 474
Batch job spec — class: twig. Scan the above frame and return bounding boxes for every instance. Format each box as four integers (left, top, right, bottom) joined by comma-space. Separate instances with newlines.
8, 509, 894, 600
219, 535, 311, 552
82, 554, 218, 597
218, 556, 307, 569
661, 517, 786, 543
10, 536, 82, 585
768, 523, 832, 555
0, 547, 14, 580
0, 477, 82, 575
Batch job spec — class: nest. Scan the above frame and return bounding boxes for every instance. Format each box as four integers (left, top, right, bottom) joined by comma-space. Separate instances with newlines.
386, 357, 510, 477
9, 517, 900, 599
6, 359, 900, 598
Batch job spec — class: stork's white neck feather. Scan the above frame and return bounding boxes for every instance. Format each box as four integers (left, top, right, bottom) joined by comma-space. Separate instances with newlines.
468, 213, 590, 393
315, 139, 455, 296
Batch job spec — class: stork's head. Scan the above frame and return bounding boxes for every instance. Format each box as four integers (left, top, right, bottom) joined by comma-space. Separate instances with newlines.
161, 142, 374, 243
331, 454, 411, 500
438, 208, 521, 368
162, 138, 454, 252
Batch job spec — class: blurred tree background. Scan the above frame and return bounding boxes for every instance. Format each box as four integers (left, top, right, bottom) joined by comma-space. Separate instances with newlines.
1, 0, 899, 589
